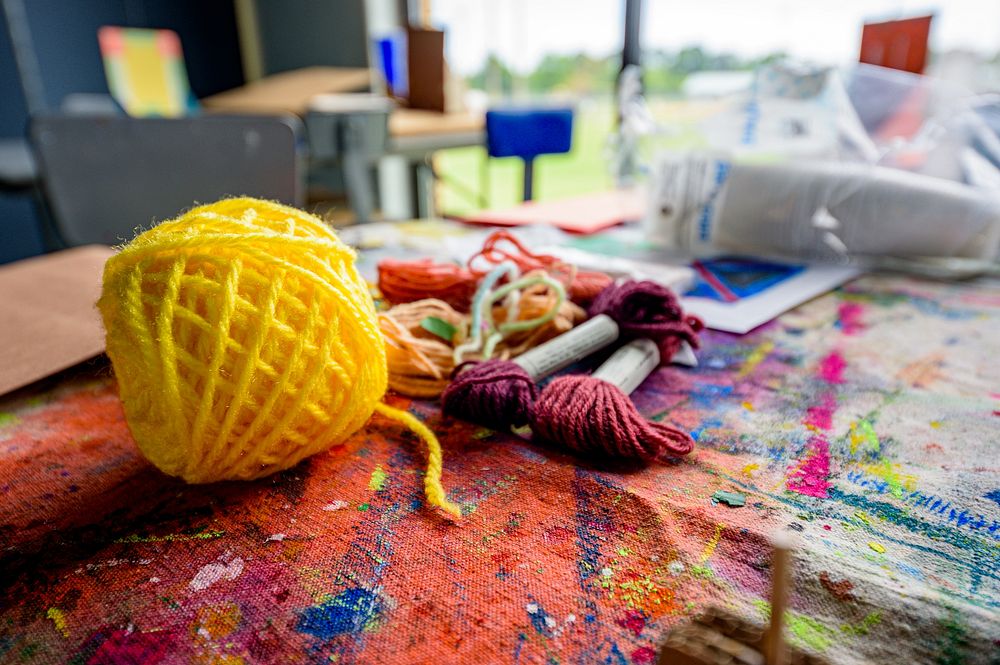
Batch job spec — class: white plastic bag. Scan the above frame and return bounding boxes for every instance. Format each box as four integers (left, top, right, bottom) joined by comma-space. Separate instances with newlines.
646, 63, 1000, 263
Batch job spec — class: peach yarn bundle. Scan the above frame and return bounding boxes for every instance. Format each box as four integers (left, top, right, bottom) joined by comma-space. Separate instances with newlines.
379, 281, 585, 398
379, 299, 468, 398
97, 198, 460, 517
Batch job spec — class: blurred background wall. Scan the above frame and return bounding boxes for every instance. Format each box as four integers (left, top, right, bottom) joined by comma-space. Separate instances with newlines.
0, 0, 370, 264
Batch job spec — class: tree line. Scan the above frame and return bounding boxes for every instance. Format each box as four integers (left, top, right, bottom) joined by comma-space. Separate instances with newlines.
466, 47, 789, 96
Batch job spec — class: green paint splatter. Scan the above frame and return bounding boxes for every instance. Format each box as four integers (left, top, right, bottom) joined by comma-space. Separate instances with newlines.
159, 596, 181, 610
0, 412, 19, 428
358, 503, 370, 512
116, 529, 224, 543
789, 614, 836, 652
841, 612, 882, 636
849, 419, 880, 455
368, 465, 387, 491
689, 565, 714, 579
754, 600, 835, 652
935, 609, 970, 665
870, 458, 907, 498
712, 490, 746, 507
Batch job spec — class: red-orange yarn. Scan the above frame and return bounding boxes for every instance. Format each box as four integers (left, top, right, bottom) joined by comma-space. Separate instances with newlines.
377, 230, 612, 310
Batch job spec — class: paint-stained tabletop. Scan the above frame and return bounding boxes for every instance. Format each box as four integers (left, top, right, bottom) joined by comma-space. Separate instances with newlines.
1, 274, 998, 664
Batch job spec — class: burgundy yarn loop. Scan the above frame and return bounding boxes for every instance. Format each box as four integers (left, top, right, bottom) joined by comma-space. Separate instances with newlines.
531, 375, 694, 461
442, 280, 701, 462
441, 359, 538, 430
588, 280, 703, 359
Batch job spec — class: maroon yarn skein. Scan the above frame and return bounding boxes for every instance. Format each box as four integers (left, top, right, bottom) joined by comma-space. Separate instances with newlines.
531, 375, 694, 461
442, 280, 701, 450
587, 279, 704, 359
441, 359, 537, 430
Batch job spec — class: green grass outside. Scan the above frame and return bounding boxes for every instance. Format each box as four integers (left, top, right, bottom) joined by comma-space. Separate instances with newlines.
432, 98, 717, 215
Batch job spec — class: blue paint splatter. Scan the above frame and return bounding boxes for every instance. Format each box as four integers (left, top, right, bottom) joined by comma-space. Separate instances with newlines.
689, 383, 734, 409
526, 600, 555, 637
601, 641, 631, 665
691, 417, 723, 442
296, 588, 382, 639
513, 632, 527, 662
894, 561, 925, 581
984, 490, 1000, 507
829, 487, 1000, 549
572, 469, 615, 659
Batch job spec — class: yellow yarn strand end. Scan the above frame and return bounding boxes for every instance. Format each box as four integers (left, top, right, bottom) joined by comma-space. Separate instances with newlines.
374, 402, 462, 518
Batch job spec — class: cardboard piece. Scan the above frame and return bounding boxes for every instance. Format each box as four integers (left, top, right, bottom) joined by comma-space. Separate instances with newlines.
406, 27, 446, 112
0, 246, 113, 396
460, 189, 645, 235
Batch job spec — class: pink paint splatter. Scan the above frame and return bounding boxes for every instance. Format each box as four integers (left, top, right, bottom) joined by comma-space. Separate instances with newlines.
818, 351, 846, 385
837, 302, 866, 335
790, 387, 835, 498
631, 646, 657, 664
617, 610, 646, 637
804, 393, 836, 431
786, 436, 831, 498
83, 628, 176, 664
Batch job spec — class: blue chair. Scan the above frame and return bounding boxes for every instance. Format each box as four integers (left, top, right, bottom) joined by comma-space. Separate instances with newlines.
485, 108, 574, 201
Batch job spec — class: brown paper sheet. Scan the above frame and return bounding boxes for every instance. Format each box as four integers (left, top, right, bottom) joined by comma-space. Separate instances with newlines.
0, 245, 113, 396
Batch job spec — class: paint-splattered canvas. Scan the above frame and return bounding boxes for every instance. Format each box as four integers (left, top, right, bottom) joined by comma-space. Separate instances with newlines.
1, 275, 998, 664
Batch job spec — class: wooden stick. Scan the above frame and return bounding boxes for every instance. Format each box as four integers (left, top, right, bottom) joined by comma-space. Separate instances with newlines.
765, 533, 795, 665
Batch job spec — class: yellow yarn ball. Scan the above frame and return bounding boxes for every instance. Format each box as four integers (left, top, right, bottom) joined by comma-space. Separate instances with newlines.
97, 198, 458, 516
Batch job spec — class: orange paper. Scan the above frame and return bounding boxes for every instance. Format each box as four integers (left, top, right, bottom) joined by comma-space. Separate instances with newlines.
459, 189, 644, 235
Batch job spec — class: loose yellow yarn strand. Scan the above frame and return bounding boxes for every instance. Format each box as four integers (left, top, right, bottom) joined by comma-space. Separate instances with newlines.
373, 402, 461, 518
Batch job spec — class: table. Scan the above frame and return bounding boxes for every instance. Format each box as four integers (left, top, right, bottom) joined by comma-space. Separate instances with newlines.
387, 109, 485, 157
202, 68, 485, 219
303, 101, 484, 220
2, 272, 998, 664
386, 109, 485, 219
200, 67, 372, 116
200, 68, 485, 153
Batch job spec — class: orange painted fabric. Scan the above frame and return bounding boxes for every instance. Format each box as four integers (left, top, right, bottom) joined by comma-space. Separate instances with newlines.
1, 275, 999, 664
